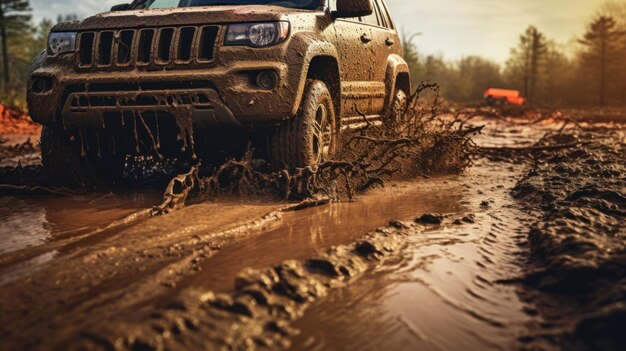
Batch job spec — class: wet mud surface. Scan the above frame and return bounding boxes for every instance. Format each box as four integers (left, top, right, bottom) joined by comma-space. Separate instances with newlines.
179, 176, 466, 294
289, 160, 536, 351
512, 127, 626, 350
0, 112, 625, 350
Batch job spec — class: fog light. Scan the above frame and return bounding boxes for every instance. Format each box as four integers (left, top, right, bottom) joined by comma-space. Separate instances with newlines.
31, 77, 53, 94
256, 71, 278, 90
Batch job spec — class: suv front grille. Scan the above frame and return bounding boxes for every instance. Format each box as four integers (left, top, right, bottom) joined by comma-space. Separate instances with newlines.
77, 26, 219, 69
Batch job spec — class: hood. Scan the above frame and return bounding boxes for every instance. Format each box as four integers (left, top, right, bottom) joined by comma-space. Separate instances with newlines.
53, 5, 308, 31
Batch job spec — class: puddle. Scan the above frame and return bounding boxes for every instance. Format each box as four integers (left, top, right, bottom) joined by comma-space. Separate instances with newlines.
180, 175, 468, 293
0, 193, 160, 256
288, 162, 537, 351
0, 192, 164, 287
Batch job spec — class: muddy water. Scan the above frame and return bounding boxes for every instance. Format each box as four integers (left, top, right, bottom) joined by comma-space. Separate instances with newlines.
0, 193, 159, 254
181, 176, 467, 293
288, 161, 536, 351
0, 117, 573, 350
0, 192, 160, 284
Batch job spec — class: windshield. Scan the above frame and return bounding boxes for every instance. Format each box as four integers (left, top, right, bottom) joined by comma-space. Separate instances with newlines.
133, 0, 321, 10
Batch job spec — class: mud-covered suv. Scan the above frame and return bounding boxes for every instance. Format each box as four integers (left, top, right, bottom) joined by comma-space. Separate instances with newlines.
28, 0, 410, 188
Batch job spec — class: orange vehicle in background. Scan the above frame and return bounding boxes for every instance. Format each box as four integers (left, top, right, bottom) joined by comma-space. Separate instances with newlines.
484, 88, 526, 106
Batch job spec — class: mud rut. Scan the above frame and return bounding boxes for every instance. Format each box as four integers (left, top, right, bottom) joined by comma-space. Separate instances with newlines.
288, 160, 537, 351
1, 103, 624, 350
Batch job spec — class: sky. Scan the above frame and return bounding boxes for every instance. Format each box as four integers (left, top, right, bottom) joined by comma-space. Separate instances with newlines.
31, 0, 606, 63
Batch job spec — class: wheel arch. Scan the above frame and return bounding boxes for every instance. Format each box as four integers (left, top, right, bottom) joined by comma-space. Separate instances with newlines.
306, 55, 341, 124
383, 54, 411, 112
286, 33, 340, 118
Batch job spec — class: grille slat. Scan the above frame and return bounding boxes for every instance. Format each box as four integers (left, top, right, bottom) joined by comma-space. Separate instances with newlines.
78, 33, 95, 67
97, 32, 114, 66
199, 26, 218, 61
117, 30, 135, 65
157, 28, 175, 64
77, 26, 218, 69
137, 29, 155, 65
177, 27, 196, 63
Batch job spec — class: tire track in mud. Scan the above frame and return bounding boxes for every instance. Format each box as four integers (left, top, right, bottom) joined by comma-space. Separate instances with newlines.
3, 117, 593, 350
511, 128, 626, 350
51, 219, 440, 351
0, 174, 467, 350
0, 164, 467, 351
0, 201, 291, 349
15, 159, 540, 351
288, 160, 540, 351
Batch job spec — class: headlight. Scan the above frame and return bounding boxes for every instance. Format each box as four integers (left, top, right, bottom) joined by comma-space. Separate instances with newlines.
225, 22, 289, 47
48, 32, 77, 55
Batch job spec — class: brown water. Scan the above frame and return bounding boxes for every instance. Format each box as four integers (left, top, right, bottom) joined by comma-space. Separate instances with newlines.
181, 175, 467, 293
0, 192, 160, 284
0, 194, 159, 254
0, 118, 557, 350
288, 162, 536, 351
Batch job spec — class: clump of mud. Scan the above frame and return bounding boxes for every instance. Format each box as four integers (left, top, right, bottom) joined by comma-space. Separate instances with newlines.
176, 84, 481, 203
51, 219, 433, 351
511, 127, 626, 349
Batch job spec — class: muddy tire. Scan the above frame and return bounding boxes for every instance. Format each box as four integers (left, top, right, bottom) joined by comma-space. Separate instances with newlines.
270, 80, 337, 170
383, 89, 408, 131
41, 126, 125, 189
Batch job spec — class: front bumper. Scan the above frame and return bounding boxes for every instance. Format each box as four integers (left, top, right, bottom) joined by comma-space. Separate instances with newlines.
28, 59, 296, 128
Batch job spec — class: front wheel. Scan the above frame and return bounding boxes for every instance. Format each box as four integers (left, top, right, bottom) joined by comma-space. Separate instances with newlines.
270, 80, 337, 170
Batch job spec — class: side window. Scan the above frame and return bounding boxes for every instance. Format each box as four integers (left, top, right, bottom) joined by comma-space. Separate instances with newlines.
359, 1, 380, 27
328, 0, 336, 11
373, 0, 387, 28
376, 0, 395, 30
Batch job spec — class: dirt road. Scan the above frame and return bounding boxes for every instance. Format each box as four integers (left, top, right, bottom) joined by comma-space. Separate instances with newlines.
0, 114, 624, 350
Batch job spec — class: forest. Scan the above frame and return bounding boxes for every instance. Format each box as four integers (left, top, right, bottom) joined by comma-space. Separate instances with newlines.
0, 0, 625, 109
404, 1, 626, 107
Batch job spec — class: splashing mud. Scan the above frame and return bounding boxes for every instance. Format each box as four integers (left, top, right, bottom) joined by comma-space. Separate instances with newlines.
180, 84, 481, 203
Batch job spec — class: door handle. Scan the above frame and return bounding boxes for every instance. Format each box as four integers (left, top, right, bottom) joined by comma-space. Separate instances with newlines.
360, 33, 372, 44
385, 38, 395, 46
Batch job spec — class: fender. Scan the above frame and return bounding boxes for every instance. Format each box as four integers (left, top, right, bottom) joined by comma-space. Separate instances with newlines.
383, 54, 410, 112
284, 32, 340, 117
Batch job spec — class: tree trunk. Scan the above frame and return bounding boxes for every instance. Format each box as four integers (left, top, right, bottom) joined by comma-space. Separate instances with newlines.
0, 6, 10, 86
600, 36, 607, 106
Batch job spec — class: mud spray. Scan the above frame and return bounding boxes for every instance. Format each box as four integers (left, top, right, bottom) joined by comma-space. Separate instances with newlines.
157, 83, 481, 205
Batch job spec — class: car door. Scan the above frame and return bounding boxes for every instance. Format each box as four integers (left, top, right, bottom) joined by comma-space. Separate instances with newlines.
328, 0, 377, 117
367, 0, 400, 114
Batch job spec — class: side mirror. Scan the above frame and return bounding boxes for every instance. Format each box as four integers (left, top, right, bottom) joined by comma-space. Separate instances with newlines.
332, 0, 373, 19
110, 3, 131, 11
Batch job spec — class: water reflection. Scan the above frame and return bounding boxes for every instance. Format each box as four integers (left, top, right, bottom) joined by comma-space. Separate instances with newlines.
0, 192, 160, 264
0, 199, 50, 255
289, 163, 536, 351
183, 176, 466, 293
